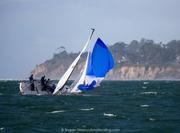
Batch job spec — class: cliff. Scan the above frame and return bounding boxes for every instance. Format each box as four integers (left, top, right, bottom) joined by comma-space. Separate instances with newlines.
31, 39, 180, 80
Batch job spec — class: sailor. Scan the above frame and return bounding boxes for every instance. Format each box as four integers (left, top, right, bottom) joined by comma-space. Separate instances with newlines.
51, 84, 56, 93
45, 79, 50, 92
29, 74, 34, 83
41, 75, 46, 91
29, 74, 35, 91
45, 78, 56, 93
45, 79, 53, 93
46, 78, 50, 86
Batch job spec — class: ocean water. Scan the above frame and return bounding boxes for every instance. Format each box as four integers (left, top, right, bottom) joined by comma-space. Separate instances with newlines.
0, 81, 180, 133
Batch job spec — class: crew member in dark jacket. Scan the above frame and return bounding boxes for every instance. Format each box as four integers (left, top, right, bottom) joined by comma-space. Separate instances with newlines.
29, 74, 35, 91
29, 74, 33, 83
41, 75, 46, 91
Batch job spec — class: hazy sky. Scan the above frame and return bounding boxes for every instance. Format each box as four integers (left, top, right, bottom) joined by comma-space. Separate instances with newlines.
0, 0, 180, 79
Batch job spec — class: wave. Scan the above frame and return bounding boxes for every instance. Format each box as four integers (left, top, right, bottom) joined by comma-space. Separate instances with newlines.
143, 82, 149, 85
140, 104, 149, 107
81, 94, 100, 97
149, 118, 155, 121
140, 92, 157, 95
46, 110, 65, 114
103, 113, 117, 117
79, 108, 94, 111
142, 86, 147, 89
21, 93, 44, 96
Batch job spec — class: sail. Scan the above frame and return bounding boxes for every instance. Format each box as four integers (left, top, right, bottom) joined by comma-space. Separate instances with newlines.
53, 29, 95, 94
86, 38, 114, 77
70, 52, 90, 93
72, 38, 114, 92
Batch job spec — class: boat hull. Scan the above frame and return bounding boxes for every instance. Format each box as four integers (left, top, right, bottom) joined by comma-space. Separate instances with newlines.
19, 81, 54, 95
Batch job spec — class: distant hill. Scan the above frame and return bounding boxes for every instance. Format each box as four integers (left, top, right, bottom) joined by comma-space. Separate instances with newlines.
31, 39, 180, 80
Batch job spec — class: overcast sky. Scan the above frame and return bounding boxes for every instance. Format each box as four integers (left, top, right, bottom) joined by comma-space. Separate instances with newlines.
0, 0, 180, 79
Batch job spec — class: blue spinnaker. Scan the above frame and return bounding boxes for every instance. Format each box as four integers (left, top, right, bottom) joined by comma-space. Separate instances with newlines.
78, 38, 114, 91
86, 38, 114, 77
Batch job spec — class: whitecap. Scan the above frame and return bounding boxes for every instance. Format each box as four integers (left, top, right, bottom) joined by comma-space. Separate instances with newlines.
149, 118, 155, 121
140, 92, 157, 95
47, 110, 65, 114
79, 108, 94, 111
143, 82, 149, 85
103, 113, 117, 117
0, 93, 3, 96
142, 86, 147, 89
0, 127, 5, 130
140, 104, 149, 107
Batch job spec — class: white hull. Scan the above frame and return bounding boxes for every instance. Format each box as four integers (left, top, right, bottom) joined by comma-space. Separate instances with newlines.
19, 81, 54, 95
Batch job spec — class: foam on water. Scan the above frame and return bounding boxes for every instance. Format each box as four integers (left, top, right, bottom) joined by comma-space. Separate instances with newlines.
142, 86, 147, 89
47, 110, 65, 114
103, 113, 117, 117
143, 82, 149, 85
140, 92, 157, 95
140, 104, 149, 107
149, 118, 155, 121
79, 108, 94, 111
22, 93, 43, 96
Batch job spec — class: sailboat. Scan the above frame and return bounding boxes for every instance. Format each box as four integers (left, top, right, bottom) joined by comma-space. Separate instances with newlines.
19, 29, 114, 95
54, 30, 115, 95
19, 29, 95, 95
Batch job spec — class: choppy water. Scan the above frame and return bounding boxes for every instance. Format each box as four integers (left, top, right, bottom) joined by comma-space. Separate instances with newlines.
0, 81, 180, 133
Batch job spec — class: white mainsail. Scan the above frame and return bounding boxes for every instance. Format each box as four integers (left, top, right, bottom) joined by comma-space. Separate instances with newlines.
53, 29, 95, 94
